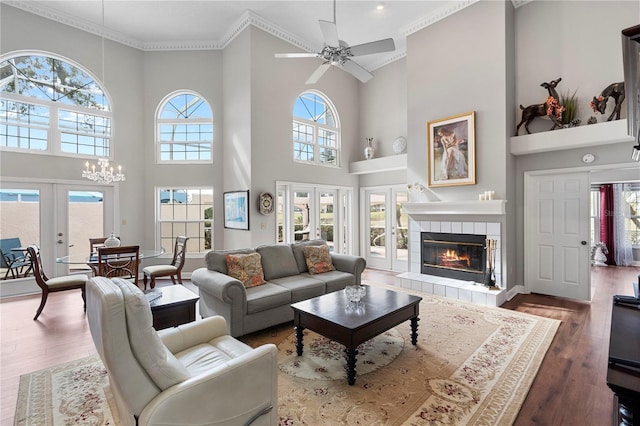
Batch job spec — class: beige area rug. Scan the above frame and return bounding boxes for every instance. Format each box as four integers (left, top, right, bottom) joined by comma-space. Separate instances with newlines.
15, 285, 560, 426
14, 355, 117, 426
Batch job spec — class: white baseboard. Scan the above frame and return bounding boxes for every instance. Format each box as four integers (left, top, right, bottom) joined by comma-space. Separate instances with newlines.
506, 285, 526, 301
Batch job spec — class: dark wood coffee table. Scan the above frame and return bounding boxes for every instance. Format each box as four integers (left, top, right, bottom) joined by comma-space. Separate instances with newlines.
291, 285, 422, 385
148, 285, 199, 330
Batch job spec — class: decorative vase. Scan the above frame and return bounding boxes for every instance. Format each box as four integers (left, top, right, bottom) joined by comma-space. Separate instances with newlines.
364, 137, 374, 160
104, 233, 121, 248
345, 285, 366, 302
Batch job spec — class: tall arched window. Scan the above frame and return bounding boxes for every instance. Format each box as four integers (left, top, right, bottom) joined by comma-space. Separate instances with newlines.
292, 91, 340, 167
156, 91, 213, 163
0, 52, 111, 157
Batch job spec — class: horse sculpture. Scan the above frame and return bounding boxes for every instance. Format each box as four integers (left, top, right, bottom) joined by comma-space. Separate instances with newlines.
591, 82, 625, 121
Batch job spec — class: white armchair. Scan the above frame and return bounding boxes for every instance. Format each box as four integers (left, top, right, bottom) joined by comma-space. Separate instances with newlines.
86, 276, 278, 426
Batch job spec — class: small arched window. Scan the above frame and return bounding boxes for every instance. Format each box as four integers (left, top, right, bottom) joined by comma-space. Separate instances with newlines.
0, 52, 111, 156
156, 91, 213, 163
292, 91, 339, 166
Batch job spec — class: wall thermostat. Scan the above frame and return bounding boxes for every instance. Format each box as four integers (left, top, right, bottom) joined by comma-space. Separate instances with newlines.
582, 153, 595, 163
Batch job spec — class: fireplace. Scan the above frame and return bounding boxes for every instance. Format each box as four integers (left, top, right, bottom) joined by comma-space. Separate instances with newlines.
421, 232, 486, 282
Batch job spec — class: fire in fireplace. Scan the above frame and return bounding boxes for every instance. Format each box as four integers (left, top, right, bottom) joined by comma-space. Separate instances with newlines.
421, 232, 486, 282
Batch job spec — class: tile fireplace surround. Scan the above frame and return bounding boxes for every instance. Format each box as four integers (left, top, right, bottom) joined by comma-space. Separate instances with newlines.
396, 200, 507, 307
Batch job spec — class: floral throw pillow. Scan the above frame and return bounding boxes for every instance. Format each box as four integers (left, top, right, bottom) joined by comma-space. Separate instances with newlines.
303, 245, 335, 275
225, 253, 266, 288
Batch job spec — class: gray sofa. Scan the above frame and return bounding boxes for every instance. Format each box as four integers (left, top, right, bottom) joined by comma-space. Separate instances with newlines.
191, 240, 366, 337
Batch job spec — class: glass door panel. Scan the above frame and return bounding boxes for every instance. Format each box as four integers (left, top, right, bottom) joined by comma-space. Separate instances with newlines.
67, 190, 104, 273
319, 191, 335, 251
293, 190, 313, 242
0, 187, 41, 281
365, 191, 389, 269
393, 190, 409, 272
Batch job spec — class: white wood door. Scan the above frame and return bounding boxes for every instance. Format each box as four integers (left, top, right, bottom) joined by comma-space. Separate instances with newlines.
525, 171, 591, 301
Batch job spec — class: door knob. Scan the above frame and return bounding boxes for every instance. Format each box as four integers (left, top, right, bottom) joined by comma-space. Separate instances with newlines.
581, 241, 587, 245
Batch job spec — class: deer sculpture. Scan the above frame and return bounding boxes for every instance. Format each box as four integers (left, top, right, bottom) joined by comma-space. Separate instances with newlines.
591, 82, 625, 121
516, 78, 565, 135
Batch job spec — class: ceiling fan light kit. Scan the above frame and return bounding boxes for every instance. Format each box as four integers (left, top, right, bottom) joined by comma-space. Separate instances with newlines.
275, 0, 395, 84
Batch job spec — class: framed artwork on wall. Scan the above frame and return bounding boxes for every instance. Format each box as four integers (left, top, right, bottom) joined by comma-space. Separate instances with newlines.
427, 111, 476, 187
224, 190, 250, 230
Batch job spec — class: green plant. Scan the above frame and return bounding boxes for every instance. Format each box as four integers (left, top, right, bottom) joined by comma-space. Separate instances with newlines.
560, 89, 579, 125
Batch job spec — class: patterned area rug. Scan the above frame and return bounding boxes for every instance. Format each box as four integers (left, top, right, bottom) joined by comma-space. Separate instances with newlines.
14, 355, 117, 426
279, 328, 404, 380
14, 287, 560, 426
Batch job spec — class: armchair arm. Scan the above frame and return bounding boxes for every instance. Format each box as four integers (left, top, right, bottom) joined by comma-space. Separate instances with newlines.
159, 316, 228, 354
331, 253, 367, 285
138, 344, 278, 426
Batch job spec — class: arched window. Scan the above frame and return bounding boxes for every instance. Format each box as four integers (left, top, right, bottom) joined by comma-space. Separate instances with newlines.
156, 91, 213, 163
0, 52, 111, 156
292, 91, 339, 166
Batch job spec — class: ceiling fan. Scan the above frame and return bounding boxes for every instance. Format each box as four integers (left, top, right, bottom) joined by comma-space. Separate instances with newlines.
275, 0, 395, 84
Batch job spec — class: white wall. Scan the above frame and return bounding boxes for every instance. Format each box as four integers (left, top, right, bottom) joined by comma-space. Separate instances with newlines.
515, 1, 637, 134
247, 27, 362, 248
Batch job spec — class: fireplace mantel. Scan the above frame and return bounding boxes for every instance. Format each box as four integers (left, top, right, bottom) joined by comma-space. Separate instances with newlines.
403, 200, 506, 216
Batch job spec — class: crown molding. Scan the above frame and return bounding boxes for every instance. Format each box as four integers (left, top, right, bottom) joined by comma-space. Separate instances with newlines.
4, 0, 488, 70
400, 0, 479, 36
511, 0, 534, 9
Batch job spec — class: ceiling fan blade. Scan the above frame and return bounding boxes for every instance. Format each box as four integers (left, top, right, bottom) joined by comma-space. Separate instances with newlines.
318, 20, 339, 47
341, 60, 373, 83
306, 62, 331, 85
275, 53, 318, 59
348, 38, 396, 57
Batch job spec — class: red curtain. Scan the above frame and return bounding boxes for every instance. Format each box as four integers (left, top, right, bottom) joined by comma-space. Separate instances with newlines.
599, 184, 615, 265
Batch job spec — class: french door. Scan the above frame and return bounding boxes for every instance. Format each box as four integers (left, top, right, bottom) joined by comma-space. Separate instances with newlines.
0, 180, 115, 294
276, 182, 353, 254
361, 185, 408, 272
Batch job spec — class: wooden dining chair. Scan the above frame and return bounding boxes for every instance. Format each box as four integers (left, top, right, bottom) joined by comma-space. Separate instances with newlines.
26, 245, 87, 320
97, 245, 140, 286
89, 237, 108, 254
142, 236, 189, 290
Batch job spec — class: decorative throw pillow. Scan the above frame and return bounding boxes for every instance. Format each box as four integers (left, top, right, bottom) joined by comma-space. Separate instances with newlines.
226, 253, 267, 288
303, 245, 335, 275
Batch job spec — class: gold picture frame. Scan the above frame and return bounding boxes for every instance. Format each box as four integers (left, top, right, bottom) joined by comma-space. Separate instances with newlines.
427, 111, 476, 187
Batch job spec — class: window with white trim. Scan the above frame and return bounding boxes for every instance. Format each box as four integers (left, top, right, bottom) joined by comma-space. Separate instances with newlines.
157, 188, 213, 254
0, 53, 111, 157
156, 92, 212, 163
292, 91, 339, 166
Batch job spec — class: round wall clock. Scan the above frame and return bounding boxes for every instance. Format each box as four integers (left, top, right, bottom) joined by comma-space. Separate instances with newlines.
259, 192, 274, 215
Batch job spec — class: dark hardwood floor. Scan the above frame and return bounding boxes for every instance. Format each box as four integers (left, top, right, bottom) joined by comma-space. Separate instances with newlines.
1, 266, 638, 425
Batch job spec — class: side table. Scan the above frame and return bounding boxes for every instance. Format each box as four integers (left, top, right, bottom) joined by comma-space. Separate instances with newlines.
607, 300, 640, 426
148, 285, 199, 330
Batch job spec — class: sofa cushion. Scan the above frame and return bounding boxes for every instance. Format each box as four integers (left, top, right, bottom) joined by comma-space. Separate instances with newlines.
112, 278, 190, 390
246, 283, 291, 314
255, 244, 299, 280
225, 253, 266, 288
268, 275, 326, 303
303, 244, 336, 274
205, 248, 256, 274
300, 270, 354, 293
291, 239, 328, 273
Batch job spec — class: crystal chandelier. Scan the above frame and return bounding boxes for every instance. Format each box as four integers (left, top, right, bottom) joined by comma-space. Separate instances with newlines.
82, 159, 125, 184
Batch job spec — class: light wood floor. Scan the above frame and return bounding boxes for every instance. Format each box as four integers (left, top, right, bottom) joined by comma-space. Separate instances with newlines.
2, 266, 638, 425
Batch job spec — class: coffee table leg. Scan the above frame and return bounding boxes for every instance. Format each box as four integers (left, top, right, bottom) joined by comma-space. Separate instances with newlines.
295, 326, 305, 356
345, 348, 358, 385
410, 317, 419, 345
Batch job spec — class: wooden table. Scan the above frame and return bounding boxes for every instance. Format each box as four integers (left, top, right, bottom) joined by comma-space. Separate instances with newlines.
291, 285, 422, 385
148, 285, 199, 330
607, 299, 640, 426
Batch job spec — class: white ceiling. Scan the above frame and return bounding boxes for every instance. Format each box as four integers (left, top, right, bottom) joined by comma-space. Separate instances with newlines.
7, 0, 495, 71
